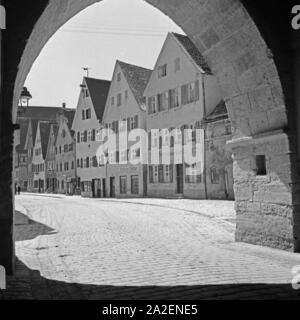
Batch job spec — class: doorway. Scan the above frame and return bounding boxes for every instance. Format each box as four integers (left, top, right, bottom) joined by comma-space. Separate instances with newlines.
176, 164, 183, 194
110, 177, 116, 198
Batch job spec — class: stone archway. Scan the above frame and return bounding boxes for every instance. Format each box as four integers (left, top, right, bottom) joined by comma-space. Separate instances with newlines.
1, 0, 299, 274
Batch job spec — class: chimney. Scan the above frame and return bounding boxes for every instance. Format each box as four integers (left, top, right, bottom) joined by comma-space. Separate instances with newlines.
62, 102, 66, 109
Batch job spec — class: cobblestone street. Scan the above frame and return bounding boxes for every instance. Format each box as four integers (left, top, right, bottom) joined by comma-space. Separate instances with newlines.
1, 194, 300, 300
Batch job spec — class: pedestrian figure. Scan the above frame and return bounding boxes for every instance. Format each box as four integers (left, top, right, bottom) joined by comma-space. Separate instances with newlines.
17, 185, 21, 195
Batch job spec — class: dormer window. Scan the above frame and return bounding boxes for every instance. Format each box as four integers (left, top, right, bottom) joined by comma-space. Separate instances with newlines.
111, 97, 115, 107
158, 64, 167, 78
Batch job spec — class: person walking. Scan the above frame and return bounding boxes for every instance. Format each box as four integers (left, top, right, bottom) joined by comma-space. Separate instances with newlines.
17, 185, 21, 196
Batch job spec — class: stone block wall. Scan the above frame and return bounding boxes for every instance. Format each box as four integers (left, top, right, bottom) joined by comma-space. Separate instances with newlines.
232, 132, 296, 250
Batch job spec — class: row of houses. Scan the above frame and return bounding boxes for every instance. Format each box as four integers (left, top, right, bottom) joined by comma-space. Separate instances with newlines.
15, 32, 234, 200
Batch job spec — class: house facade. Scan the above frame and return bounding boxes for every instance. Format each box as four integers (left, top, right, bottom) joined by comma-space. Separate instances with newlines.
72, 77, 111, 198
202, 101, 235, 200
32, 121, 52, 192
20, 106, 64, 192
15, 119, 29, 191
144, 32, 232, 199
45, 123, 58, 193
101, 60, 151, 198
55, 109, 76, 195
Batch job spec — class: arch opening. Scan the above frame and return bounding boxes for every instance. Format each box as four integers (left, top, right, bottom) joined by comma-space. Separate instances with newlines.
1, 0, 299, 276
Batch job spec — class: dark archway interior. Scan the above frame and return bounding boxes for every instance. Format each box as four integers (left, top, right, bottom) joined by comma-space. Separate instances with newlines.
1, 0, 300, 276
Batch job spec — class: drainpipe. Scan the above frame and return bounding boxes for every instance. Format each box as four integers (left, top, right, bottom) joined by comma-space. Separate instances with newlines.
202, 74, 208, 200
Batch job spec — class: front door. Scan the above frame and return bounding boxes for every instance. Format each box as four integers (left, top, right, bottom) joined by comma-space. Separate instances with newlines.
110, 177, 116, 198
176, 164, 184, 194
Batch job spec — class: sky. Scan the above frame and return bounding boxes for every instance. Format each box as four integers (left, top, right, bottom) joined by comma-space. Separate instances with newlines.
24, 0, 185, 108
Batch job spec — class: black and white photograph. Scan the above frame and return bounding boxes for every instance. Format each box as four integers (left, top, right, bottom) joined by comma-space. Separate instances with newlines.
0, 0, 300, 307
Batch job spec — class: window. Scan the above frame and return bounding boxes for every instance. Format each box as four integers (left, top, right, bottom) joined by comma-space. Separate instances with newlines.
210, 167, 220, 184
158, 64, 167, 78
186, 163, 201, 184
86, 109, 91, 119
131, 176, 139, 195
256, 155, 267, 176
158, 165, 164, 183
117, 73, 121, 82
88, 130, 92, 142
84, 88, 89, 98
62, 129, 66, 138
119, 120, 127, 132
169, 87, 180, 109
181, 81, 200, 105
81, 132, 84, 142
117, 93, 122, 107
125, 90, 128, 100
121, 150, 128, 162
120, 176, 127, 194
69, 143, 73, 152
157, 92, 168, 112
148, 96, 157, 115
82, 110, 86, 120
86, 157, 90, 168
174, 58, 180, 72
77, 159, 80, 168
77, 132, 80, 144
111, 97, 115, 107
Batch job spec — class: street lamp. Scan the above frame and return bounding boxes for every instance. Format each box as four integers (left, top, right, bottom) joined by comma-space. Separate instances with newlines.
19, 87, 32, 107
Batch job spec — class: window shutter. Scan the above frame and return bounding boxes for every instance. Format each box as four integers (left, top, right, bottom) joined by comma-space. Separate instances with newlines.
127, 118, 130, 132
149, 166, 154, 183
84, 131, 87, 142
148, 98, 152, 114
181, 86, 185, 105
134, 115, 138, 129
91, 129, 96, 141
92, 156, 98, 167
195, 80, 200, 101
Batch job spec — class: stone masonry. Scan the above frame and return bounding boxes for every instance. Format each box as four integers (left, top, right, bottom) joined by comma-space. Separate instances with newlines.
1, 0, 300, 273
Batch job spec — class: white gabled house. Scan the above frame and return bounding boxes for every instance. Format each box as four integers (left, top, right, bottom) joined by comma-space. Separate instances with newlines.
144, 32, 233, 199
101, 60, 152, 198
72, 77, 111, 198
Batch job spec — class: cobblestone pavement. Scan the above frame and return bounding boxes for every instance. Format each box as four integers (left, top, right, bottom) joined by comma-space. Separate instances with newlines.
1, 194, 300, 300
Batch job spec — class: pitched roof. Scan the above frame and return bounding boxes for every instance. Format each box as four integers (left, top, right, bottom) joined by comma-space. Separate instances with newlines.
31, 119, 39, 147
84, 77, 111, 122
172, 33, 212, 75
118, 60, 152, 106
17, 106, 64, 121
39, 122, 52, 159
205, 100, 228, 122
